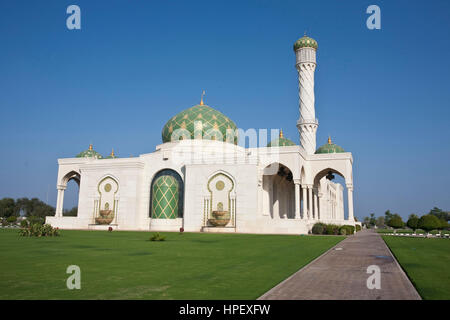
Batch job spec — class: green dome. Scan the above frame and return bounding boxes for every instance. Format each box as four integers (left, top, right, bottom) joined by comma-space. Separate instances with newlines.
162, 103, 238, 144
267, 130, 296, 147
315, 137, 345, 154
76, 144, 103, 159
293, 35, 318, 51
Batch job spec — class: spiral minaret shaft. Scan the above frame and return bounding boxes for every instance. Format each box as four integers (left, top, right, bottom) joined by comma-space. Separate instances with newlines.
294, 36, 318, 155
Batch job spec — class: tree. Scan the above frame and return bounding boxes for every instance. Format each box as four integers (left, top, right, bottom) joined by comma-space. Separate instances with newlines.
376, 216, 385, 228
369, 213, 376, 227
438, 219, 448, 230
407, 215, 419, 230
0, 198, 16, 218
417, 214, 441, 232
384, 210, 393, 225
363, 216, 371, 228
63, 207, 78, 217
0, 198, 54, 219
429, 207, 449, 222
387, 214, 404, 229
15, 197, 30, 216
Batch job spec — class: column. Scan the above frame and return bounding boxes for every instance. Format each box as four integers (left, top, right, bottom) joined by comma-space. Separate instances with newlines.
301, 186, 307, 219
307, 186, 313, 220
314, 191, 319, 220
317, 192, 323, 220
230, 195, 236, 227
55, 185, 66, 217
55, 189, 61, 217
347, 185, 354, 221
294, 181, 300, 219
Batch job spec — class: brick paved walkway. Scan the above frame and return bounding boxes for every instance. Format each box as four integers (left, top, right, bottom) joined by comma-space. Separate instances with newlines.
259, 229, 421, 300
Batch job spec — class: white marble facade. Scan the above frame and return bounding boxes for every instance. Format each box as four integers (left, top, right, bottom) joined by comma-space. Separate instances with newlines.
46, 35, 359, 234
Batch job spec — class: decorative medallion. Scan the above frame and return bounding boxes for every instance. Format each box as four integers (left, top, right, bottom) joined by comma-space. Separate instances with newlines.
216, 180, 225, 191
104, 183, 112, 192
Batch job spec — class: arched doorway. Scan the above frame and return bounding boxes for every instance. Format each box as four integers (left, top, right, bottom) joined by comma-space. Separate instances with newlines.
262, 163, 295, 219
149, 169, 184, 219
56, 171, 80, 217
63, 179, 79, 216
313, 168, 348, 221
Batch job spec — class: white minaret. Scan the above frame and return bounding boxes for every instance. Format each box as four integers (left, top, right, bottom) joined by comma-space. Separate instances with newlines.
294, 34, 318, 155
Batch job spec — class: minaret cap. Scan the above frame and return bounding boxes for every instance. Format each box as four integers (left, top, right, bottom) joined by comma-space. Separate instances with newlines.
89, 144, 93, 151
328, 136, 332, 144
279, 129, 284, 138
200, 90, 205, 105
293, 34, 318, 51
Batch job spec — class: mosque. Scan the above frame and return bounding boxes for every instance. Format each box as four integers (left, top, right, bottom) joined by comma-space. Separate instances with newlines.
46, 35, 357, 234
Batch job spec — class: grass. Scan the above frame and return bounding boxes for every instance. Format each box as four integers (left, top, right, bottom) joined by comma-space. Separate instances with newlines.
383, 236, 450, 299
0, 229, 342, 299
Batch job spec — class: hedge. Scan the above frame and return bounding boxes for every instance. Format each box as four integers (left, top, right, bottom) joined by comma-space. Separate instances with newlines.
396, 229, 413, 234
311, 223, 355, 235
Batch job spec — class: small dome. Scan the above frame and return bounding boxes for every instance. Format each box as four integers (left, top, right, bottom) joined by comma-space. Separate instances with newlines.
315, 137, 345, 154
267, 130, 296, 147
293, 35, 318, 51
76, 144, 103, 159
162, 102, 238, 144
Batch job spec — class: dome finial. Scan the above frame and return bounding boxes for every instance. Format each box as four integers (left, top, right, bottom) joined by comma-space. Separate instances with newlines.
110, 148, 115, 157
89, 143, 93, 151
279, 129, 284, 138
200, 90, 205, 105
328, 136, 332, 144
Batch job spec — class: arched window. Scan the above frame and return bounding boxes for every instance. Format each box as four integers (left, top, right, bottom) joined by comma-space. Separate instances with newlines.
149, 169, 184, 219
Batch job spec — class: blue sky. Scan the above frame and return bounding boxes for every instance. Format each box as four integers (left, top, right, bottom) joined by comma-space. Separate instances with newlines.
1, 0, 449, 220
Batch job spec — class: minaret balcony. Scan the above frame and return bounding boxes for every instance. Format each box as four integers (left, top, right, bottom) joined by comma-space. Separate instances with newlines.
297, 118, 319, 126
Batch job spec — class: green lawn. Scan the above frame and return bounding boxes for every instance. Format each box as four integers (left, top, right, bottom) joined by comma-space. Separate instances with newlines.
0, 229, 342, 299
383, 236, 450, 300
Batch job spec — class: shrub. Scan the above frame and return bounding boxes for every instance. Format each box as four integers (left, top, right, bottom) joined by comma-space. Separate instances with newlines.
377, 229, 394, 234
418, 214, 441, 232
429, 230, 440, 235
341, 225, 355, 235
150, 232, 166, 241
415, 229, 425, 234
19, 223, 60, 237
7, 216, 17, 224
20, 220, 29, 228
339, 228, 347, 235
325, 224, 340, 235
355, 225, 361, 232
311, 223, 326, 235
27, 216, 44, 226
396, 229, 413, 234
